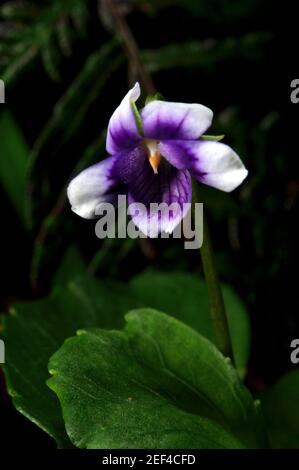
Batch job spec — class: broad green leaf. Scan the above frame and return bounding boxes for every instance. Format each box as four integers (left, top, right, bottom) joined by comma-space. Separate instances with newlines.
130, 271, 251, 377
0, 110, 28, 223
260, 370, 299, 448
48, 309, 265, 449
48, 309, 248, 448
0, 273, 137, 446
126, 309, 264, 448
1, 267, 253, 446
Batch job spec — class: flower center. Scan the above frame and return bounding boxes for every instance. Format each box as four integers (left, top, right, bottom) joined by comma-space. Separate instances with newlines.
144, 139, 161, 174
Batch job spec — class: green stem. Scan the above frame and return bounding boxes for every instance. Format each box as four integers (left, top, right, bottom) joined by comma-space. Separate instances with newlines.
201, 222, 233, 358
107, 0, 232, 359
193, 186, 233, 359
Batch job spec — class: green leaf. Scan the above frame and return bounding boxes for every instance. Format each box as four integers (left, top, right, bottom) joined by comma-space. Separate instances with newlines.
130, 99, 144, 136
145, 92, 164, 105
201, 134, 225, 141
48, 309, 268, 448
0, 273, 137, 446
48, 309, 265, 448
1, 267, 254, 446
260, 370, 299, 448
130, 271, 250, 377
0, 110, 28, 224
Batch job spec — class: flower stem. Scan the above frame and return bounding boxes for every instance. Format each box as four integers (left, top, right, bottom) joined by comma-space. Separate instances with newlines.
193, 185, 233, 359
105, 0, 156, 95
106, 1, 233, 359
201, 222, 233, 358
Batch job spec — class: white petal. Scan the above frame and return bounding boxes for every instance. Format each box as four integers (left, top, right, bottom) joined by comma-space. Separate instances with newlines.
106, 82, 141, 154
141, 100, 213, 140
67, 156, 119, 219
189, 141, 248, 192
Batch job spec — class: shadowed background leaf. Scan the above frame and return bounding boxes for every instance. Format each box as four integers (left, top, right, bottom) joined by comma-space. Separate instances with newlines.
0, 110, 28, 224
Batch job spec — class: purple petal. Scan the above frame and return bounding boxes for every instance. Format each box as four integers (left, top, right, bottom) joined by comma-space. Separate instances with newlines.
141, 100, 213, 141
115, 146, 192, 236
106, 82, 142, 155
160, 140, 248, 192
67, 156, 122, 219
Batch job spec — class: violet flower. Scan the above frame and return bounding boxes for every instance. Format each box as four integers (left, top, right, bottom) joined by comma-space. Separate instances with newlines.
67, 83, 247, 234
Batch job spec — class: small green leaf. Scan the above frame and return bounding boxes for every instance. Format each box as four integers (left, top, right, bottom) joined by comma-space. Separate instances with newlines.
48, 309, 265, 448
201, 134, 225, 141
130, 99, 144, 136
145, 92, 164, 105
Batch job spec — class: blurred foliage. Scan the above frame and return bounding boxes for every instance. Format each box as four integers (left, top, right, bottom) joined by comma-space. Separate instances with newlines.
259, 370, 299, 449
0, 110, 28, 223
142, 33, 273, 73
0, 0, 89, 84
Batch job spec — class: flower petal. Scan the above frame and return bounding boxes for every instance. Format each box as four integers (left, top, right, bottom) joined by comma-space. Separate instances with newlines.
106, 82, 141, 154
67, 156, 122, 219
115, 146, 192, 236
141, 100, 213, 140
160, 140, 248, 192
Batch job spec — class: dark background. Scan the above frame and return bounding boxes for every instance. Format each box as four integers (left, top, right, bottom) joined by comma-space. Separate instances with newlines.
0, 0, 298, 448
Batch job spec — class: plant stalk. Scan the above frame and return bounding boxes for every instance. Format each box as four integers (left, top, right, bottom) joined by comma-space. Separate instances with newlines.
105, 0, 155, 94
201, 220, 233, 358
107, 0, 233, 359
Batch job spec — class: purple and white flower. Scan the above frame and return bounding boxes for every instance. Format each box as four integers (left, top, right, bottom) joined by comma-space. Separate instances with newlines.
67, 83, 247, 235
